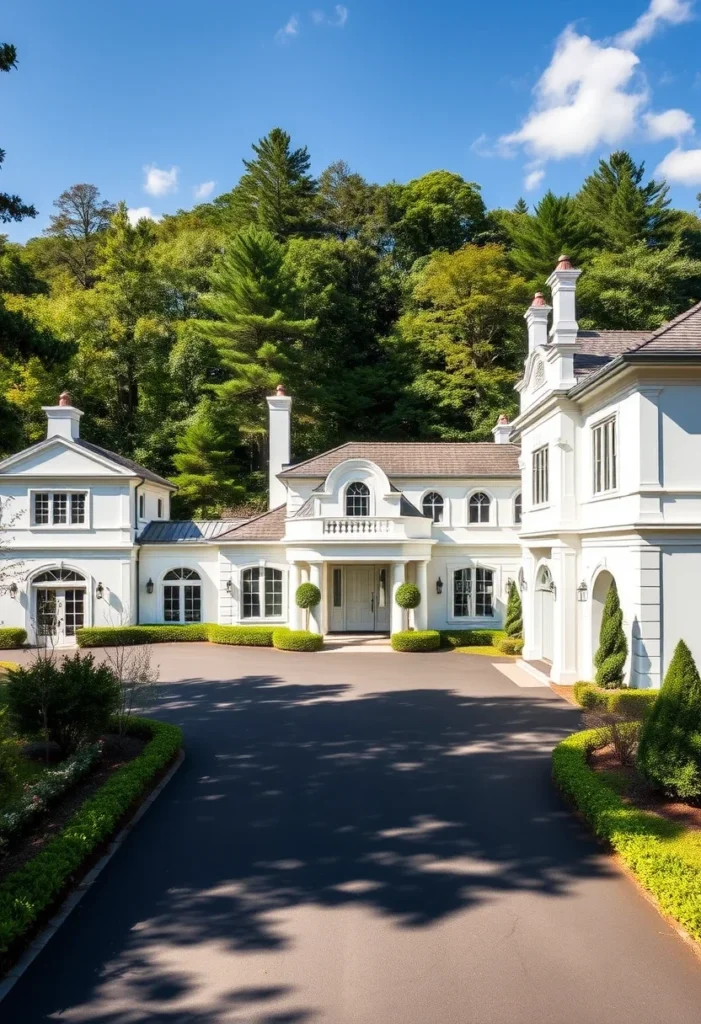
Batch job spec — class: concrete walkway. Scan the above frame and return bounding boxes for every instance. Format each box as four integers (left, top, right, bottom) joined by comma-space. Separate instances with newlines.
4, 645, 701, 1023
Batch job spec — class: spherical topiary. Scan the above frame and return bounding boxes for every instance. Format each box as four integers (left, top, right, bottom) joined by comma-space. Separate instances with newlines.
296, 583, 321, 609
504, 581, 523, 638
594, 579, 628, 689
395, 583, 421, 609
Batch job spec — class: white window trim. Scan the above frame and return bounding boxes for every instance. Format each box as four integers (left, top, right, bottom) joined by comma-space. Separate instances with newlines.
235, 561, 288, 624
512, 490, 523, 527
446, 561, 497, 623
158, 566, 204, 624
591, 414, 618, 498
344, 481, 373, 518
419, 489, 450, 526
29, 488, 91, 530
531, 445, 550, 509
466, 488, 495, 527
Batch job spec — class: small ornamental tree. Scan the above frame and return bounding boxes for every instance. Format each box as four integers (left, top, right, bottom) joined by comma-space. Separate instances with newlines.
638, 640, 701, 799
296, 582, 321, 630
395, 583, 421, 609
594, 579, 627, 689
504, 581, 522, 638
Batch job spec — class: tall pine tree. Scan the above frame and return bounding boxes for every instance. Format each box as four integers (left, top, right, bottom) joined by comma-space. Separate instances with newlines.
507, 191, 593, 285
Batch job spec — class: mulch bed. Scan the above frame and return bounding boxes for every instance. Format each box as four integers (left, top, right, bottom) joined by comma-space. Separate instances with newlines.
0, 733, 146, 883
590, 744, 701, 831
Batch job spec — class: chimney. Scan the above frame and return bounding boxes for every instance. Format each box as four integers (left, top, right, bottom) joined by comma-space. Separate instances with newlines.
42, 391, 83, 441
266, 384, 292, 509
547, 255, 582, 346
524, 292, 551, 354
492, 414, 512, 445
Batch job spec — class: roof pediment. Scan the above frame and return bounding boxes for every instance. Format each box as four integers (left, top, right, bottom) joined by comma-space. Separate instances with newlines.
0, 437, 133, 479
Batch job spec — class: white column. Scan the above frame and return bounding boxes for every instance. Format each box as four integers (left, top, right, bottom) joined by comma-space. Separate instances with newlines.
288, 562, 302, 630
391, 562, 406, 635
551, 545, 578, 684
415, 561, 428, 630
521, 549, 537, 662
309, 563, 323, 635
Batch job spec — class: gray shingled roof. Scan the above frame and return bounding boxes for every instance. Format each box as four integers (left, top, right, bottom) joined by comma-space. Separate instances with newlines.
629, 300, 701, 353
138, 519, 248, 544
279, 442, 521, 479
76, 440, 175, 488
218, 505, 287, 541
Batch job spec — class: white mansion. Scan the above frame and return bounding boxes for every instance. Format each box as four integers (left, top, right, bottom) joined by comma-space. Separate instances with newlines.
2, 255, 701, 688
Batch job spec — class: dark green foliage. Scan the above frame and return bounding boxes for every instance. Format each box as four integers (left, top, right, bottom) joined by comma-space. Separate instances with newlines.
0, 629, 26, 650
594, 579, 628, 689
504, 580, 522, 638
272, 628, 324, 652
638, 640, 701, 798
391, 630, 441, 652
0, 42, 36, 224
505, 191, 594, 285
439, 629, 505, 649
76, 624, 275, 648
0, 717, 182, 953
6, 653, 121, 756
395, 582, 421, 609
296, 583, 321, 609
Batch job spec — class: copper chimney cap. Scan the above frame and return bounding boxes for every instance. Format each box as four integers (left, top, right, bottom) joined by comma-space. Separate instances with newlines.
58, 391, 72, 407
556, 254, 574, 270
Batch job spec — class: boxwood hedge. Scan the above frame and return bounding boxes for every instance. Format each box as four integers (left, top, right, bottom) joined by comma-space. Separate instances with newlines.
272, 628, 324, 652
0, 716, 182, 955
553, 727, 701, 942
76, 624, 275, 648
495, 636, 524, 656
391, 630, 441, 652
573, 682, 657, 719
0, 629, 27, 651
439, 629, 505, 649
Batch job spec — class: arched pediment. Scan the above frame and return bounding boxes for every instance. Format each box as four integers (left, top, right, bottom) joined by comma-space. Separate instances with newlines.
322, 458, 392, 497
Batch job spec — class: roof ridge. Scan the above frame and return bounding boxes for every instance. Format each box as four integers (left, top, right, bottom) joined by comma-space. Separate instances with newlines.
280, 441, 355, 475
627, 300, 701, 353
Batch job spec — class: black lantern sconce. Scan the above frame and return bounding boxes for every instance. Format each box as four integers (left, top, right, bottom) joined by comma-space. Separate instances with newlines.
146, 578, 154, 595
9, 582, 18, 600
436, 577, 444, 595
96, 582, 104, 600
226, 578, 233, 595
577, 580, 588, 603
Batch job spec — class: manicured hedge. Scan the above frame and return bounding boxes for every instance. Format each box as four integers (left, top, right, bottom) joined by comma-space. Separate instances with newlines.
207, 625, 276, 647
391, 630, 441, 652
0, 716, 182, 954
439, 629, 505, 649
272, 628, 324, 652
76, 624, 276, 648
573, 681, 657, 719
495, 636, 524, 656
0, 629, 27, 651
552, 727, 701, 942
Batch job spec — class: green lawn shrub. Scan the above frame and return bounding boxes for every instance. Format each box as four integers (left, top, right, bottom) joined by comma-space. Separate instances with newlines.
0, 629, 27, 651
638, 640, 701, 799
0, 716, 182, 954
272, 628, 324, 652
553, 726, 701, 943
439, 629, 505, 649
504, 581, 523, 638
573, 681, 657, 718
77, 624, 276, 648
207, 625, 275, 647
391, 630, 441, 652
395, 583, 421, 609
495, 636, 524, 656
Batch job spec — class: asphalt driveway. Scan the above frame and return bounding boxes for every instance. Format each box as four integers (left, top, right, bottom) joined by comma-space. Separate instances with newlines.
4, 645, 701, 1023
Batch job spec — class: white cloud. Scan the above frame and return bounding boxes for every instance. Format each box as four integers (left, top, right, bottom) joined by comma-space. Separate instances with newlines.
143, 164, 179, 197
644, 107, 695, 139
470, 133, 497, 158
127, 207, 161, 226
655, 146, 701, 184
616, 0, 693, 49
275, 15, 299, 43
524, 168, 546, 191
193, 180, 216, 200
500, 27, 645, 161
311, 5, 348, 27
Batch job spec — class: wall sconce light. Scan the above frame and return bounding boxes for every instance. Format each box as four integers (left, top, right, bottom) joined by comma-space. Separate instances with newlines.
577, 580, 588, 603
96, 582, 104, 600
146, 578, 154, 595
518, 570, 527, 592
551, 582, 557, 600
226, 579, 233, 595
9, 582, 18, 599
436, 577, 443, 595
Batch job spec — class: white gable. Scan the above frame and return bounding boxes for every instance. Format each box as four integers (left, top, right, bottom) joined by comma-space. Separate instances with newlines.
0, 438, 132, 480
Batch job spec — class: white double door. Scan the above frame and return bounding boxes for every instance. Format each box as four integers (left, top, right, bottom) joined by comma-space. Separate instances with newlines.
36, 587, 86, 646
343, 565, 391, 633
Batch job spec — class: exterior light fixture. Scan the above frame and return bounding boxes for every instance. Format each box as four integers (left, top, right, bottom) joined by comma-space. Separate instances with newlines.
96, 582, 104, 600
9, 582, 18, 599
226, 579, 233, 595
436, 577, 443, 595
146, 578, 154, 595
577, 580, 588, 603
518, 570, 527, 592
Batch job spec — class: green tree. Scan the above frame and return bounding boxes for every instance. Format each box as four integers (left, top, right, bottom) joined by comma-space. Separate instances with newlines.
172, 402, 244, 516
513, 198, 529, 215
316, 161, 379, 241
594, 579, 628, 689
576, 151, 672, 251
0, 44, 36, 224
638, 640, 701, 799
389, 171, 487, 267
504, 580, 522, 638
507, 191, 593, 285
43, 184, 116, 289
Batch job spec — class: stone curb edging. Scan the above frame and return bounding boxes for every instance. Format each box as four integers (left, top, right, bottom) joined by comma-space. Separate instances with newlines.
0, 747, 186, 1005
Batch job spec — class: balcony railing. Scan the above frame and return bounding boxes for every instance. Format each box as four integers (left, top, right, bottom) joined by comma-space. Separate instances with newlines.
323, 518, 394, 535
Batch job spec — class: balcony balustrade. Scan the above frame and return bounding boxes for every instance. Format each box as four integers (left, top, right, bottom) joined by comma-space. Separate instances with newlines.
323, 518, 394, 536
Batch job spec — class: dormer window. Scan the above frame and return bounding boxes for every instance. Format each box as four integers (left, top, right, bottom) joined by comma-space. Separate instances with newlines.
422, 492, 444, 523
346, 482, 370, 516
468, 492, 491, 524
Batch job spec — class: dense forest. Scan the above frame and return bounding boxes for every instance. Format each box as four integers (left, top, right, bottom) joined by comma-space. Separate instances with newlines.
3, 118, 701, 516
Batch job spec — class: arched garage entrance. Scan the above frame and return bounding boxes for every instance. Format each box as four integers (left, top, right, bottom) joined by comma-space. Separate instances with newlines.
536, 565, 554, 663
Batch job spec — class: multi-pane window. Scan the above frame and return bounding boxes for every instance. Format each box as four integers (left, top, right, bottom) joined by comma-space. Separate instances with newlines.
453, 568, 494, 618
532, 446, 549, 506
422, 492, 444, 523
163, 568, 201, 623
241, 567, 284, 619
468, 492, 491, 524
592, 416, 617, 495
346, 482, 370, 516
514, 493, 522, 525
32, 492, 87, 526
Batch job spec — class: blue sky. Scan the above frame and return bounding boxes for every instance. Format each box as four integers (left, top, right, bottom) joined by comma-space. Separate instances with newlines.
4, 0, 701, 241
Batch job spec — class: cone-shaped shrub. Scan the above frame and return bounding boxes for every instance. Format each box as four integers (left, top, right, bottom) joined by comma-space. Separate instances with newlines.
504, 581, 522, 638
594, 579, 627, 689
638, 640, 701, 799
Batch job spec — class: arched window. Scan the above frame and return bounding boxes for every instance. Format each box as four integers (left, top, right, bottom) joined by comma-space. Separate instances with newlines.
241, 567, 284, 619
163, 568, 201, 623
33, 568, 85, 584
514, 493, 522, 526
346, 481, 370, 517
422, 492, 444, 523
469, 492, 491, 524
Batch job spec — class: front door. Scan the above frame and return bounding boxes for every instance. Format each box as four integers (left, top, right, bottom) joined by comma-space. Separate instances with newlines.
345, 567, 375, 632
36, 587, 85, 646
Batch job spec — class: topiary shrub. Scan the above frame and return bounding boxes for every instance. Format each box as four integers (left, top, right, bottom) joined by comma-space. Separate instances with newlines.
208, 625, 275, 647
638, 640, 701, 799
77, 624, 210, 647
395, 583, 421, 609
0, 629, 27, 651
440, 629, 504, 649
296, 583, 321, 630
594, 579, 628, 689
272, 628, 324, 652
495, 636, 524, 656
504, 581, 523, 638
573, 682, 608, 709
391, 630, 441, 652
573, 682, 657, 718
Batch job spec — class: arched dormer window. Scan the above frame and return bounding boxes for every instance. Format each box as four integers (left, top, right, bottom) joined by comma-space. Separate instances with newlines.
422, 492, 444, 523
514, 493, 522, 526
346, 481, 370, 516
469, 492, 491, 524
163, 568, 201, 623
